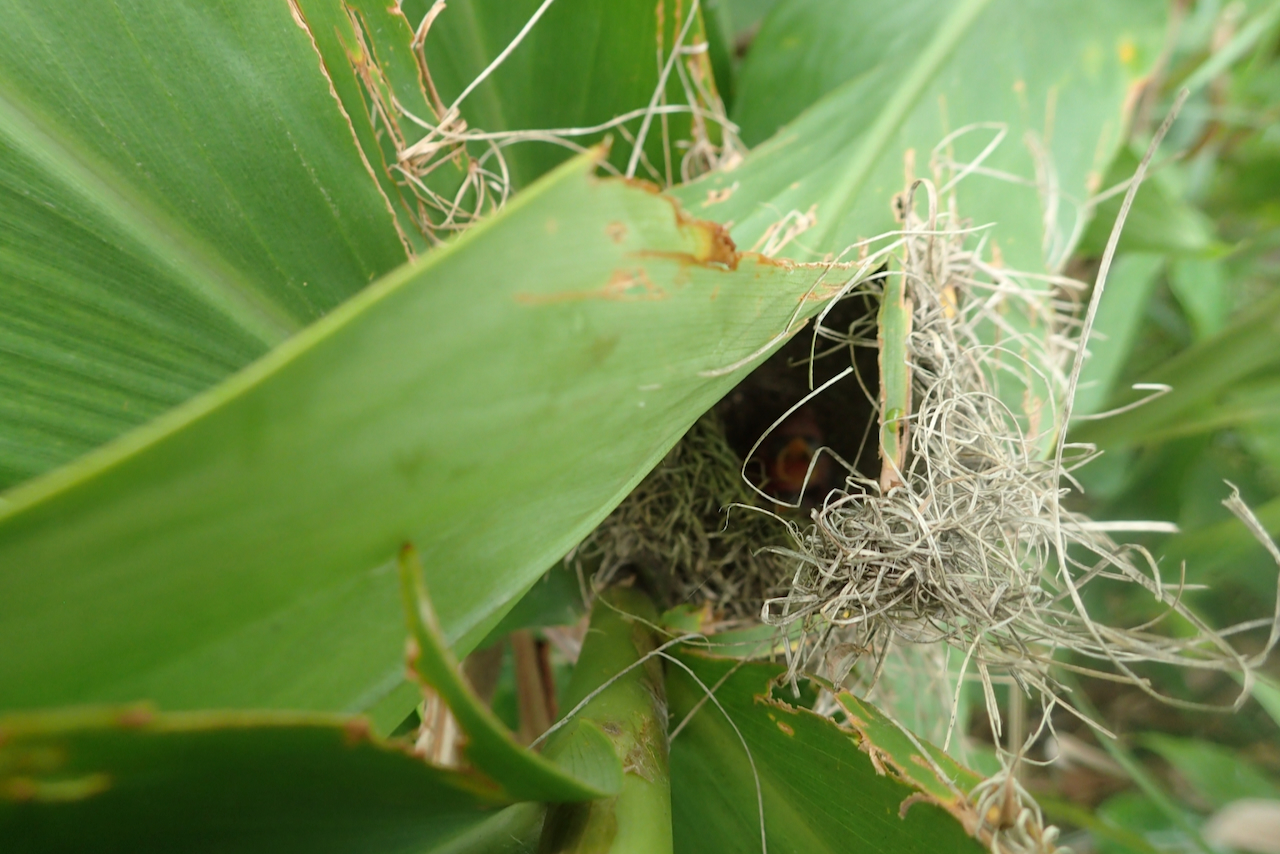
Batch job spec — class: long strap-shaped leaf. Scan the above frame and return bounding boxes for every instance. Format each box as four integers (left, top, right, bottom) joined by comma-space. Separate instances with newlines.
0, 706, 534, 853
0, 0, 415, 485
0, 153, 828, 714
667, 649, 988, 853
399, 545, 623, 802
673, 0, 1164, 272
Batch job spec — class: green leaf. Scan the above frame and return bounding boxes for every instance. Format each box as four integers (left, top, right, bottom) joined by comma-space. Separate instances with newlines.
1074, 253, 1165, 417
1251, 675, 1280, 730
0, 0, 412, 486
1113, 376, 1280, 445
1095, 791, 1194, 854
1038, 795, 1164, 854
0, 706, 541, 853
676, 0, 1164, 273
399, 545, 622, 802
1168, 257, 1231, 341
877, 264, 911, 489
718, 0, 784, 40
1160, 494, 1280, 595
1139, 734, 1280, 810
667, 649, 987, 853
287, 0, 439, 251
478, 562, 585, 650
1078, 147, 1217, 258
1072, 290, 1280, 450
0, 154, 831, 714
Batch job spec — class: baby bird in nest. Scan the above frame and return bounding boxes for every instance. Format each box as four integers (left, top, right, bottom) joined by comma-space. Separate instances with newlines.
757, 405, 834, 508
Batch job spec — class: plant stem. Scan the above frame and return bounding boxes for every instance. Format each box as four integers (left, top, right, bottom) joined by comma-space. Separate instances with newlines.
539, 587, 672, 854
877, 269, 912, 493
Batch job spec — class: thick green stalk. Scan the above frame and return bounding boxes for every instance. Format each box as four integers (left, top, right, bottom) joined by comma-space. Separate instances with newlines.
878, 270, 912, 493
539, 588, 672, 854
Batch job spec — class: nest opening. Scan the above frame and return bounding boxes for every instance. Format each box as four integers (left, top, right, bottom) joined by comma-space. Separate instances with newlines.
579, 292, 881, 622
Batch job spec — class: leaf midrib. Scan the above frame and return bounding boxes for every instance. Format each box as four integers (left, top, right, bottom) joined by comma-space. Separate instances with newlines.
813, 0, 996, 247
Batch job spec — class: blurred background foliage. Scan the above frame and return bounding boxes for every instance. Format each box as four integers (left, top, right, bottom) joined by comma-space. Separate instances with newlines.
1017, 0, 1280, 849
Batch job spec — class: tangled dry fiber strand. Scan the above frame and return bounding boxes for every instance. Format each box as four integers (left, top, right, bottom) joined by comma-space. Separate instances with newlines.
579, 412, 795, 622
762, 172, 1280, 756
351, 0, 741, 244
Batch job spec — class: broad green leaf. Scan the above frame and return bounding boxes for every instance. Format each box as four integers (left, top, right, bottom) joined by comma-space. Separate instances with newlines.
399, 546, 622, 802
1074, 253, 1165, 417
0, 707, 541, 853
1038, 796, 1164, 854
1064, 681, 1214, 854
867, 645, 976, 768
675, 0, 1164, 274
478, 562, 585, 649
1161, 495, 1280, 594
1139, 734, 1280, 810
1168, 257, 1231, 341
1072, 290, 1280, 450
667, 650, 987, 853
1095, 792, 1195, 854
0, 154, 831, 714
0, 0, 412, 486
541, 588, 671, 854
718, 0, 785, 39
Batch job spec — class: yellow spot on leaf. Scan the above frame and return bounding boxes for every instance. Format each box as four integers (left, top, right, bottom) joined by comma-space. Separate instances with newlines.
1118, 38, 1136, 65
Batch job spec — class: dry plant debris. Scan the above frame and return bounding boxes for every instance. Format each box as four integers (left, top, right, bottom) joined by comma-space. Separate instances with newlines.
580, 412, 796, 622
766, 169, 1275, 742
346, 0, 741, 245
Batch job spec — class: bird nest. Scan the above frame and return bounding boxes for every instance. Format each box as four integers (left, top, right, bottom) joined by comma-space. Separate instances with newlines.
584, 171, 1280, 767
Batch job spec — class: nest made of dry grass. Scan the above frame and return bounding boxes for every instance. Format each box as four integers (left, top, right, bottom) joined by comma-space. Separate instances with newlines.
579, 412, 797, 622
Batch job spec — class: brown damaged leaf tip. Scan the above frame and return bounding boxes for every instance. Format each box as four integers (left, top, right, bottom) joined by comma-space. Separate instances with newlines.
114, 706, 154, 729
612, 176, 741, 269
516, 178, 748, 305
342, 718, 372, 746
898, 792, 930, 819
404, 637, 422, 672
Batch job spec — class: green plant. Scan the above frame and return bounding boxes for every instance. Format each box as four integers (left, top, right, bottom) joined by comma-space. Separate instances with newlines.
8, 2, 1275, 853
